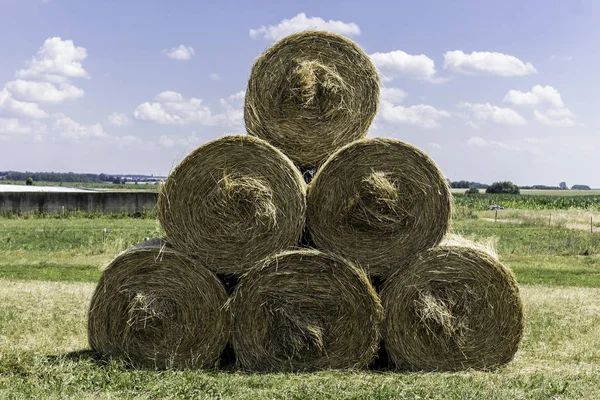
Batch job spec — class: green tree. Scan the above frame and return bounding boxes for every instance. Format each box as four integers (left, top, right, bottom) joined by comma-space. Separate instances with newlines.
25, 177, 33, 186
465, 187, 480, 194
571, 184, 591, 190
486, 181, 520, 194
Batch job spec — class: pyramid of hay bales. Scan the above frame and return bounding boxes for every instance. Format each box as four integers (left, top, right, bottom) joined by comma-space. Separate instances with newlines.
87, 30, 525, 372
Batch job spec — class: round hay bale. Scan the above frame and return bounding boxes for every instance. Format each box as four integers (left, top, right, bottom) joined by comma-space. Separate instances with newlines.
381, 245, 525, 371
158, 135, 306, 274
307, 138, 452, 277
88, 242, 230, 370
245, 31, 380, 168
229, 249, 382, 371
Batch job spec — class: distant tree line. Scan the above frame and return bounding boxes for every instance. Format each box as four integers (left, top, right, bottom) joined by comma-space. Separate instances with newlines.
519, 185, 563, 190
448, 180, 489, 189
0, 171, 107, 183
571, 185, 591, 190
0, 171, 162, 184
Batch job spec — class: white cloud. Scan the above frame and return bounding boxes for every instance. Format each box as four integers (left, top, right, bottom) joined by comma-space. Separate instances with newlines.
0, 118, 47, 135
0, 88, 49, 119
370, 50, 437, 82
5, 80, 83, 103
115, 135, 143, 147
503, 85, 564, 108
159, 132, 203, 149
133, 90, 243, 127
163, 45, 195, 61
16, 37, 88, 83
216, 91, 245, 126
379, 101, 450, 128
210, 73, 221, 81
104, 112, 131, 127
250, 13, 360, 41
51, 115, 142, 145
504, 85, 577, 127
467, 137, 517, 151
443, 50, 537, 76
53, 117, 109, 140
458, 102, 527, 126
154, 91, 184, 102
534, 108, 577, 127
380, 87, 407, 103
466, 136, 542, 155
429, 143, 442, 149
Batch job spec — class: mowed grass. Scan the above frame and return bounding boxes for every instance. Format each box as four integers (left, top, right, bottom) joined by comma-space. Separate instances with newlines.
1, 280, 599, 399
3, 215, 599, 287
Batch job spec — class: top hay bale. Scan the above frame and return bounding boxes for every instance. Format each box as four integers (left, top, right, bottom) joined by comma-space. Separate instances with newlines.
307, 138, 452, 277
244, 31, 380, 168
158, 135, 306, 275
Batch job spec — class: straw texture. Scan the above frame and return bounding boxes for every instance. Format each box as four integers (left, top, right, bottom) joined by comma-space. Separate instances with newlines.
245, 31, 380, 167
307, 137, 452, 277
88, 242, 230, 369
229, 249, 382, 371
381, 245, 525, 371
157, 135, 307, 274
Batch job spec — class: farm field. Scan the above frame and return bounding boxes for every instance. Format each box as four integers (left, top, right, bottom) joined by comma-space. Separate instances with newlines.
450, 188, 600, 196
1, 209, 600, 398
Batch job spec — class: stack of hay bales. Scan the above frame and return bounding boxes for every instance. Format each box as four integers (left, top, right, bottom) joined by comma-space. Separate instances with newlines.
87, 30, 524, 372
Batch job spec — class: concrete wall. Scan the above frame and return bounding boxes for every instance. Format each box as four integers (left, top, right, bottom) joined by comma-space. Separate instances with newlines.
0, 191, 158, 214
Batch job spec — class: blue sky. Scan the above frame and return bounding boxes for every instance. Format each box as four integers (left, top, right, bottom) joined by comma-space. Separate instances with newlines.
0, 0, 598, 187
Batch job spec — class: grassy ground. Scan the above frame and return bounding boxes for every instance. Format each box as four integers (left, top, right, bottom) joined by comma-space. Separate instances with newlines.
1, 211, 600, 398
1, 281, 598, 399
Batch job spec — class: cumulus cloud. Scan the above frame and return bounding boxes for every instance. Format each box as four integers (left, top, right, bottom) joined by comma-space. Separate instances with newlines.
210, 73, 221, 81
458, 102, 527, 127
53, 117, 109, 140
379, 101, 450, 128
250, 13, 360, 41
16, 37, 88, 83
467, 137, 518, 151
380, 87, 407, 103
534, 108, 577, 127
163, 45, 195, 61
133, 90, 244, 127
429, 143, 442, 149
466, 136, 542, 155
5, 80, 84, 103
159, 132, 203, 149
443, 50, 537, 76
104, 112, 132, 127
503, 85, 564, 108
370, 50, 437, 82
51, 115, 142, 145
504, 85, 577, 127
0, 88, 49, 119
0, 118, 47, 135
0, 37, 89, 121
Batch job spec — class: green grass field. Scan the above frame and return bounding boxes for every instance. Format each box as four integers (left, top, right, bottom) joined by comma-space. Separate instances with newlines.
1, 210, 600, 398
450, 188, 600, 196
